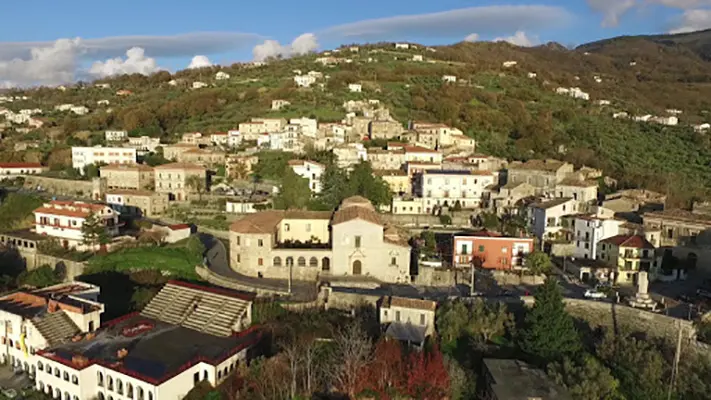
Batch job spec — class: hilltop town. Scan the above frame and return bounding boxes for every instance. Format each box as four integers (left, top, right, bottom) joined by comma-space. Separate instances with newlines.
2, 37, 711, 399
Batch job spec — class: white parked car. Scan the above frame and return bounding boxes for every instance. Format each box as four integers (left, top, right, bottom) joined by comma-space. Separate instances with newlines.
585, 290, 607, 299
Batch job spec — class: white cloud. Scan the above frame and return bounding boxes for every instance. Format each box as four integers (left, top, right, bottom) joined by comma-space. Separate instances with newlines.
464, 33, 480, 42
252, 33, 319, 61
89, 47, 162, 78
494, 31, 539, 47
187, 55, 212, 69
587, 0, 637, 27
669, 8, 711, 32
0, 38, 83, 88
321, 5, 572, 39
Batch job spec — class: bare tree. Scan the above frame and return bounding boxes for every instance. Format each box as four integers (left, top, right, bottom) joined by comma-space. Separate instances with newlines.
331, 322, 373, 397
279, 329, 303, 399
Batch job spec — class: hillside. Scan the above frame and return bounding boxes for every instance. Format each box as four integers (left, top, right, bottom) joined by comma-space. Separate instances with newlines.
579, 28, 711, 62
3, 32, 711, 206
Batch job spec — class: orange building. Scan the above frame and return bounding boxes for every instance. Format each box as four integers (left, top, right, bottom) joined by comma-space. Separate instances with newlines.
452, 231, 534, 270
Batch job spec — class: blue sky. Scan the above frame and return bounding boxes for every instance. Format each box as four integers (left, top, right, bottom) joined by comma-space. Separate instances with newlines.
1, 0, 710, 86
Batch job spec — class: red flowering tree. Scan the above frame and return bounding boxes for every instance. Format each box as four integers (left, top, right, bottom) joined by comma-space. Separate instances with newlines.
405, 345, 450, 400
358, 339, 406, 397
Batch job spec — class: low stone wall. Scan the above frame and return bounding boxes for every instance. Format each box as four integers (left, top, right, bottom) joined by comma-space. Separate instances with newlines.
24, 176, 94, 198
549, 242, 575, 257
11, 246, 87, 281
324, 288, 381, 311
381, 213, 471, 228
195, 266, 291, 297
413, 266, 460, 287
491, 271, 545, 286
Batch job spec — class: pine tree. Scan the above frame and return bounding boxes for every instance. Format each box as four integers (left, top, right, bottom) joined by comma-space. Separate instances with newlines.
519, 277, 581, 364
81, 212, 109, 251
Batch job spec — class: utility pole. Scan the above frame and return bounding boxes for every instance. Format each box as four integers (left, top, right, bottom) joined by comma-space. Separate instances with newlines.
667, 322, 683, 400
288, 262, 292, 295
3, 320, 9, 369
470, 262, 475, 297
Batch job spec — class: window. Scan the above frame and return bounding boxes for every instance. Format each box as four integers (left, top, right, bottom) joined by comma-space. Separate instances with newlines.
309, 257, 318, 267
236, 236, 241, 246
258, 258, 263, 266
420, 314, 426, 325
194, 371, 200, 384
285, 223, 291, 232
502, 247, 508, 254
461, 244, 468, 255
72, 375, 78, 384
298, 257, 306, 267
355, 236, 362, 248
55, 369, 60, 377
391, 257, 397, 265
236, 254, 241, 263
395, 311, 401, 322
97, 372, 103, 386
478, 245, 485, 252
107, 376, 114, 391
273, 257, 282, 267
63, 371, 69, 381
306, 223, 312, 232
117, 380, 123, 395
38, 362, 43, 371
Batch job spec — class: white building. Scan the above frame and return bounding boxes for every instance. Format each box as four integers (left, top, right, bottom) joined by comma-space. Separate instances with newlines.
395, 43, 410, 49
271, 99, 291, 110
412, 55, 423, 62
288, 160, 324, 193
307, 71, 324, 79
70, 106, 90, 115
573, 215, 624, 260
0, 282, 103, 373
556, 87, 589, 101
192, 81, 208, 89
529, 198, 578, 241
72, 146, 137, 173
416, 170, 496, 213
127, 136, 161, 154
349, 46, 359, 52
33, 200, 120, 250
54, 104, 74, 112
694, 123, 710, 132
97, 100, 110, 106
104, 130, 128, 142
294, 75, 316, 88
348, 83, 362, 93
215, 71, 230, 80
502, 61, 518, 68
379, 296, 436, 345
527, 72, 537, 78
34, 281, 257, 400
227, 130, 242, 148
289, 117, 318, 138
596, 100, 611, 106
0, 162, 44, 177
333, 143, 368, 169
442, 75, 457, 83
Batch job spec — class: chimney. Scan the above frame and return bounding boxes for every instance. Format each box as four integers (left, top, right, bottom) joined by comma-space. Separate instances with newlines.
71, 355, 89, 368
117, 348, 128, 359
47, 300, 59, 313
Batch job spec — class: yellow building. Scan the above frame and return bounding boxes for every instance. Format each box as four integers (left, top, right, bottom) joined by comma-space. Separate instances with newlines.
375, 169, 411, 195
154, 162, 207, 201
596, 234, 660, 285
100, 163, 154, 190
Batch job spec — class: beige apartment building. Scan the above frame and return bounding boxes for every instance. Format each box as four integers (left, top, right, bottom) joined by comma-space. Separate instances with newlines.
177, 148, 227, 167
163, 143, 199, 160
375, 169, 412, 195
100, 163, 154, 190
229, 196, 412, 283
106, 189, 170, 217
154, 162, 207, 201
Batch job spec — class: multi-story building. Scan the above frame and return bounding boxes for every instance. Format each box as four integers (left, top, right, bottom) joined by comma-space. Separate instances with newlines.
507, 159, 575, 195
0, 282, 103, 372
529, 197, 578, 241
555, 179, 598, 209
597, 234, 659, 284
33, 200, 119, 249
379, 296, 436, 346
34, 281, 258, 400
163, 144, 199, 161
180, 132, 209, 146
0, 162, 45, 177
572, 214, 624, 260
391, 197, 426, 214
403, 145, 442, 164
375, 169, 411, 195
294, 75, 317, 87
105, 190, 170, 217
238, 118, 287, 140
416, 170, 496, 212
333, 143, 368, 170
176, 148, 226, 168
409, 121, 466, 148
209, 132, 229, 146
126, 136, 161, 154
367, 149, 406, 170
71, 147, 137, 174
370, 120, 404, 140
643, 209, 711, 247
100, 163, 154, 191
154, 163, 207, 201
489, 182, 535, 215
229, 196, 411, 283
104, 130, 127, 142
289, 117, 318, 138
288, 160, 324, 193
453, 231, 534, 270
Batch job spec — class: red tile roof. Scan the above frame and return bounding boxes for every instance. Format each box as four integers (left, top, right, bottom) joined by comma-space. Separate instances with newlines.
599, 234, 655, 249
0, 162, 43, 169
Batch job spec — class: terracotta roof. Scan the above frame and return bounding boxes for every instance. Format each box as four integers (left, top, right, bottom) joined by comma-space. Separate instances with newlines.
531, 197, 573, 210
331, 198, 382, 226
509, 159, 568, 172
229, 210, 331, 233
100, 163, 154, 172
599, 234, 655, 249
557, 179, 597, 188
168, 224, 190, 230
154, 162, 206, 171
0, 162, 43, 168
34, 202, 110, 218
644, 209, 711, 224
288, 159, 325, 168
404, 145, 440, 154
374, 169, 407, 177
106, 189, 155, 196
385, 296, 437, 311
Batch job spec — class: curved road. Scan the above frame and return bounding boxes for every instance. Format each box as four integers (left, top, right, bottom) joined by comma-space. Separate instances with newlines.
199, 233, 318, 301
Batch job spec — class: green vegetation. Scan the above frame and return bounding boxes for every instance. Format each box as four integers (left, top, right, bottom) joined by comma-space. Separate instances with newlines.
85, 235, 205, 279
524, 252, 553, 276
17, 265, 62, 288
0, 192, 44, 232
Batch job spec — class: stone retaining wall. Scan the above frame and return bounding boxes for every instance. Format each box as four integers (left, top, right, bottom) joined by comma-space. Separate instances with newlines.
195, 266, 291, 297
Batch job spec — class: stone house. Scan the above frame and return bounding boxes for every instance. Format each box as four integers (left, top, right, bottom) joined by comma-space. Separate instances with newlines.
100, 163, 154, 191
229, 196, 411, 283
554, 179, 598, 209
154, 162, 207, 201
368, 148, 406, 170
379, 296, 436, 345
163, 143, 199, 161
369, 120, 404, 140
643, 209, 711, 247
490, 182, 535, 215
507, 159, 575, 195
105, 189, 169, 217
177, 148, 227, 168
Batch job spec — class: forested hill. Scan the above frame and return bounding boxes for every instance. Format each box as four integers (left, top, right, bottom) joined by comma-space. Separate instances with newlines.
4, 31, 711, 206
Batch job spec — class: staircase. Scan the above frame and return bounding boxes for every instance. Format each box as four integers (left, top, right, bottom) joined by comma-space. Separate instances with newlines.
32, 311, 80, 347
141, 282, 250, 337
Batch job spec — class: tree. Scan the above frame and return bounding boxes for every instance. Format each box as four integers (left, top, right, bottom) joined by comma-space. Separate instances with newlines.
317, 165, 350, 209
405, 345, 450, 400
525, 252, 553, 275
549, 355, 623, 400
420, 230, 437, 256
185, 175, 206, 201
18, 265, 60, 288
477, 211, 500, 231
347, 161, 392, 207
331, 322, 373, 398
360, 339, 406, 396
273, 169, 311, 210
519, 277, 581, 364
436, 300, 470, 344
467, 299, 513, 344
81, 212, 110, 251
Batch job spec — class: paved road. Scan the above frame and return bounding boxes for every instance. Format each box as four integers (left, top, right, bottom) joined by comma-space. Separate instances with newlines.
198, 233, 318, 301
